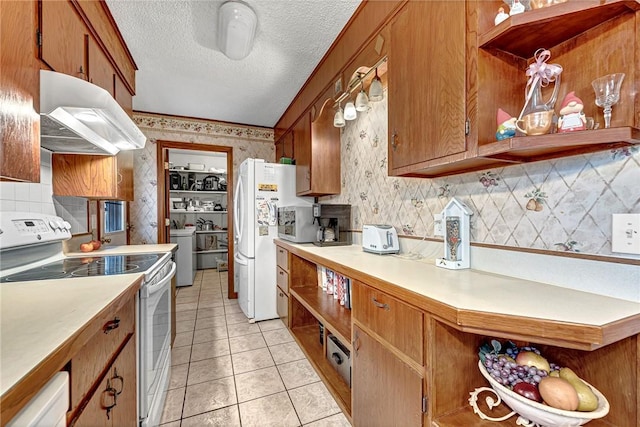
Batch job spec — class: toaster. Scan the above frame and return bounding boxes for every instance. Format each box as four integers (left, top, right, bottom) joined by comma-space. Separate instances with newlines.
362, 224, 400, 255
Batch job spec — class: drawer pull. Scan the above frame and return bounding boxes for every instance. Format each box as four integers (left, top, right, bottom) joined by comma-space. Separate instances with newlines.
103, 317, 120, 334
279, 292, 284, 297
102, 378, 117, 420
372, 297, 390, 310
279, 271, 284, 275
111, 368, 124, 396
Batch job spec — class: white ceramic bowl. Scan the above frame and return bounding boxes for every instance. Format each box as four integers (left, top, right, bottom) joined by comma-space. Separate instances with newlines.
478, 361, 609, 426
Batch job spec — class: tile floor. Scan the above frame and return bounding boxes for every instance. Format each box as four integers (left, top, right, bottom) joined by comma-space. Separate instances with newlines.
160, 269, 351, 427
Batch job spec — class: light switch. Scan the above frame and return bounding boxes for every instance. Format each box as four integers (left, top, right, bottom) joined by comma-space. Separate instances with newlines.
434, 214, 444, 237
612, 213, 640, 254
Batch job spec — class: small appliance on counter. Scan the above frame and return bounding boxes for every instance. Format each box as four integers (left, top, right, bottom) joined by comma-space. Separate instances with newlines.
362, 224, 400, 254
312, 203, 351, 246
277, 205, 316, 243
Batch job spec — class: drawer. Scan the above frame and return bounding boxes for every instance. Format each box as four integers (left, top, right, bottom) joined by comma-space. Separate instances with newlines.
352, 280, 423, 364
70, 299, 135, 412
277, 266, 289, 294
276, 246, 289, 270
277, 286, 289, 326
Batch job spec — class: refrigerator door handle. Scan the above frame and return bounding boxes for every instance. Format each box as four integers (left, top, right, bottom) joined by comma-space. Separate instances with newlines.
234, 175, 244, 243
234, 252, 248, 265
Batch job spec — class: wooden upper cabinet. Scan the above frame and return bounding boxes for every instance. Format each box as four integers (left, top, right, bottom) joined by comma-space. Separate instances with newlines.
275, 129, 294, 162
294, 112, 312, 194
52, 150, 134, 201
0, 0, 40, 183
114, 74, 133, 118
40, 0, 87, 79
294, 104, 341, 197
88, 35, 115, 96
388, 0, 467, 176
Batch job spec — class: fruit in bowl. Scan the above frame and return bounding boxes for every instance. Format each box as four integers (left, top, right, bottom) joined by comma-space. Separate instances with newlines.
472, 340, 610, 426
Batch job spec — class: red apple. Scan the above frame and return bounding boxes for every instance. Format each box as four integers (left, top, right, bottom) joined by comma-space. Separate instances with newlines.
80, 242, 94, 252
90, 240, 102, 250
513, 382, 542, 403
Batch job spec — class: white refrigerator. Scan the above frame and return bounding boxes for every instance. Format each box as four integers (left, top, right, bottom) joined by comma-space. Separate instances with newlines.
233, 158, 313, 322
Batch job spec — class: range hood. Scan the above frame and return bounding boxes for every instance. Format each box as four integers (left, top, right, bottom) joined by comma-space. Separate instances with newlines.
40, 70, 146, 155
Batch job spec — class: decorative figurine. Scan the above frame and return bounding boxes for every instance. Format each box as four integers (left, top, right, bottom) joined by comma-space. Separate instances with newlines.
437, 197, 473, 270
504, 0, 530, 15
495, 108, 517, 140
557, 91, 586, 132
495, 7, 509, 25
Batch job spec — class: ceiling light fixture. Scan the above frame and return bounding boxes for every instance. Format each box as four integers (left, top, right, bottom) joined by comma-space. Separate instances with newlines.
355, 80, 369, 112
218, 1, 258, 60
332, 57, 386, 127
368, 68, 384, 102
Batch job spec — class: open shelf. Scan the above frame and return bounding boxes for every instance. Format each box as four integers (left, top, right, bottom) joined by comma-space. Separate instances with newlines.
169, 190, 226, 195
169, 168, 226, 175
195, 230, 227, 234
290, 287, 352, 349
479, 0, 640, 59
290, 324, 352, 417
478, 126, 640, 161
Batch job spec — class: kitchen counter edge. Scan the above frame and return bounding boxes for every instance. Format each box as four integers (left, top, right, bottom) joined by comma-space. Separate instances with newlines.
275, 240, 640, 351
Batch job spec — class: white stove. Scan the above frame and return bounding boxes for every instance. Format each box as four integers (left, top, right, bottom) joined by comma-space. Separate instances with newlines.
0, 212, 175, 427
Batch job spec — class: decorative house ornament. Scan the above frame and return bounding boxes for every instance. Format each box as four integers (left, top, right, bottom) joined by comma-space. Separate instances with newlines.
437, 197, 473, 270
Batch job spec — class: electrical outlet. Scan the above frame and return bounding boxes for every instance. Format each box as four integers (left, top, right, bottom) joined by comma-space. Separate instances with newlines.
434, 214, 444, 237
612, 213, 640, 254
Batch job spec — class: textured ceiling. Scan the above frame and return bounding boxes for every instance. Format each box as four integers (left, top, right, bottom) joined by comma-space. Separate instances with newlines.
106, 0, 362, 128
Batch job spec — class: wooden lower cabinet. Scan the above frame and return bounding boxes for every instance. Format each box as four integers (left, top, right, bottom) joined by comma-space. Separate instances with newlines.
75, 334, 136, 427
277, 286, 288, 325
352, 324, 423, 427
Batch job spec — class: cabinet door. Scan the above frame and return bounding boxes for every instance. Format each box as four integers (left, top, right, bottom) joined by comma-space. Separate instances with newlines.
277, 286, 288, 325
40, 0, 86, 79
88, 35, 115, 96
352, 325, 423, 427
109, 335, 137, 427
388, 1, 466, 173
75, 336, 136, 427
0, 0, 40, 182
114, 74, 133, 117
294, 113, 312, 194
115, 150, 134, 202
275, 129, 294, 162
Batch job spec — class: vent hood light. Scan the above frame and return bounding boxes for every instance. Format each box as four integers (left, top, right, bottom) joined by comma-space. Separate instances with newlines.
40, 70, 146, 155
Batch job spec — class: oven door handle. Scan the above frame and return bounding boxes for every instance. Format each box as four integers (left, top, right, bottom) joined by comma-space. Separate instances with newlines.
142, 261, 176, 299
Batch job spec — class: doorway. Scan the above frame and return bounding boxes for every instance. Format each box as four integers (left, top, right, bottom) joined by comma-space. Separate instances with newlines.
156, 141, 236, 299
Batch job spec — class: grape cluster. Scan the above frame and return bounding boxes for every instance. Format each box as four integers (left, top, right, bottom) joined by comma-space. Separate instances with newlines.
483, 353, 550, 389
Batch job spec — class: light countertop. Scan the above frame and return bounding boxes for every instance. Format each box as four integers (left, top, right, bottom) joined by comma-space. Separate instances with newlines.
65, 243, 177, 257
0, 274, 142, 396
280, 242, 640, 329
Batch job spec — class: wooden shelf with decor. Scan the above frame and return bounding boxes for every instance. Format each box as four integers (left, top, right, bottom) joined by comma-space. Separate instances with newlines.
388, 0, 640, 178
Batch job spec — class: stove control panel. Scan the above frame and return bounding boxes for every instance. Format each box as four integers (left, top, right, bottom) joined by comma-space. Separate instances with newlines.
0, 212, 71, 250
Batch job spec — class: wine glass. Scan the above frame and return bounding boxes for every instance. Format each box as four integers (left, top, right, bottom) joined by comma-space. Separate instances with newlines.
591, 73, 625, 129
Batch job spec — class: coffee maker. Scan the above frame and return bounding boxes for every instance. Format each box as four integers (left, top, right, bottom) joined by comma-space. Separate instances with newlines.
312, 203, 351, 246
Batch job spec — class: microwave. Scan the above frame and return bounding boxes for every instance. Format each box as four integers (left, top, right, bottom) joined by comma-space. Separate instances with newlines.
277, 206, 316, 243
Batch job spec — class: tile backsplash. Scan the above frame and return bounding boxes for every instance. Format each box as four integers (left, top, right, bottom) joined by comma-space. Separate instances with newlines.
322, 90, 640, 260
0, 150, 88, 234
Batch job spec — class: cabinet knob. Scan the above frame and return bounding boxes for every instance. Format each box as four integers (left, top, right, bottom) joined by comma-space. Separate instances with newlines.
102, 378, 118, 420
101, 237, 112, 244
391, 130, 399, 151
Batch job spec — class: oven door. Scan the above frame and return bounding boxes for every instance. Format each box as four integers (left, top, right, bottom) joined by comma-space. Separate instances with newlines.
139, 261, 176, 427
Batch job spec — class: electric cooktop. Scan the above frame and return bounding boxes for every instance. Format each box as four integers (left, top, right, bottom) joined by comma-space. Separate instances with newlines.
0, 254, 164, 283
